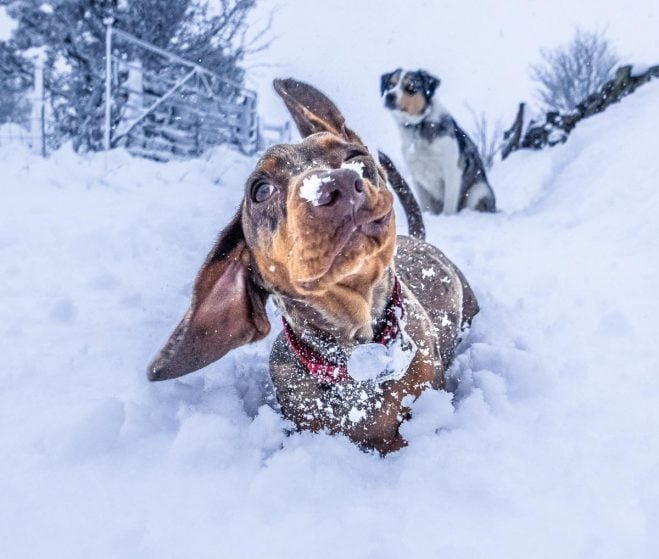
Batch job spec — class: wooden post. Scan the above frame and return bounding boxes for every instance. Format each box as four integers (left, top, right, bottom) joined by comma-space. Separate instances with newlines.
104, 19, 114, 152
30, 50, 46, 157
501, 103, 525, 160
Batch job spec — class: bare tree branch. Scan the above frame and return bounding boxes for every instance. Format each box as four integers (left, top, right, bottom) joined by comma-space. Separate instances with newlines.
466, 106, 502, 170
530, 28, 619, 113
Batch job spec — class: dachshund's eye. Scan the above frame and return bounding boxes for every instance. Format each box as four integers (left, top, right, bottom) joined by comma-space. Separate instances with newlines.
252, 181, 275, 203
345, 149, 368, 161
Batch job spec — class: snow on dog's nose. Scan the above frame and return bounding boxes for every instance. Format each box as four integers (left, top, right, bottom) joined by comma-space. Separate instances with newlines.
300, 168, 365, 218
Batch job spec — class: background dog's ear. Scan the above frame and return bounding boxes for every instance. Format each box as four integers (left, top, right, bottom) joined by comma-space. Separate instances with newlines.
380, 68, 401, 96
418, 69, 440, 101
148, 209, 270, 381
273, 78, 363, 144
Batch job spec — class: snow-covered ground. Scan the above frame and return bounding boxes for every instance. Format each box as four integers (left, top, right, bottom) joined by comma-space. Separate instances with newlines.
1, 71, 658, 556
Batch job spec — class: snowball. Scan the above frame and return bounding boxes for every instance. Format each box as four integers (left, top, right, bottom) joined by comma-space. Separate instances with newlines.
347, 343, 391, 382
347, 322, 417, 383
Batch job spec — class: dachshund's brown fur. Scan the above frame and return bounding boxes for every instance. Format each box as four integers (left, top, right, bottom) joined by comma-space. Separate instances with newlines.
148, 78, 478, 453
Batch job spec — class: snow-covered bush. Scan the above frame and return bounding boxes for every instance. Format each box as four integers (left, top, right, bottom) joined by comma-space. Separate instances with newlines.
531, 29, 619, 112
468, 108, 502, 170
0, 40, 31, 126
0, 0, 261, 152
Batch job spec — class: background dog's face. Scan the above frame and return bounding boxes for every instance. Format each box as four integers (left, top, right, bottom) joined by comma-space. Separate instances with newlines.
381, 68, 440, 123
148, 79, 396, 381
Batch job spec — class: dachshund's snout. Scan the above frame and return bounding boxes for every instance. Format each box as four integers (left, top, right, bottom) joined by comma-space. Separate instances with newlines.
310, 168, 365, 216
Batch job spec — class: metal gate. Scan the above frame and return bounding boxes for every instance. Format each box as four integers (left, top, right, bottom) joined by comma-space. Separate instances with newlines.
103, 24, 259, 160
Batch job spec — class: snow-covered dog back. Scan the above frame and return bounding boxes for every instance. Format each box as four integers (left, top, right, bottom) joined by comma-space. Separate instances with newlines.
381, 68, 497, 214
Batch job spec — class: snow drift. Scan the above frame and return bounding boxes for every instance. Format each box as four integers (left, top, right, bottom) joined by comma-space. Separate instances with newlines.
1, 82, 658, 558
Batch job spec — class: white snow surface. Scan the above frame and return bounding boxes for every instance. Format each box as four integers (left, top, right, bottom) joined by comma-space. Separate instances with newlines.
2, 87, 659, 558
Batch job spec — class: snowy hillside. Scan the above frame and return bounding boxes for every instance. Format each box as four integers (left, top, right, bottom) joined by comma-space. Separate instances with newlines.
245, 0, 659, 154
1, 72, 658, 557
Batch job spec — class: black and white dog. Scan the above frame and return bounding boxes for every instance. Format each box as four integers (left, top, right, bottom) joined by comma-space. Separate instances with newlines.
381, 68, 496, 214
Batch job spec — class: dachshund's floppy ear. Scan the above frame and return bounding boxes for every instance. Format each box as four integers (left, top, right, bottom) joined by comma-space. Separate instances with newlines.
148, 209, 270, 381
273, 78, 363, 145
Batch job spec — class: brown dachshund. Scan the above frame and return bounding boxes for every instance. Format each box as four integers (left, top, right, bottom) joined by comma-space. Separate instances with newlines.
148, 79, 479, 454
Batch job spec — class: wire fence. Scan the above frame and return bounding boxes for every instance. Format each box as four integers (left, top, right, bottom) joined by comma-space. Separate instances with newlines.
104, 25, 261, 160
1, 27, 290, 160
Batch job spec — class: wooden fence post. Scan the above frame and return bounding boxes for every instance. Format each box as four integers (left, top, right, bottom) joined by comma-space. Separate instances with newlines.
30, 50, 46, 157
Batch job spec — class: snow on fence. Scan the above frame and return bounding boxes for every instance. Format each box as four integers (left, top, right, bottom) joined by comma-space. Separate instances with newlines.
0, 50, 53, 156
104, 24, 261, 160
259, 120, 292, 149
2, 27, 292, 160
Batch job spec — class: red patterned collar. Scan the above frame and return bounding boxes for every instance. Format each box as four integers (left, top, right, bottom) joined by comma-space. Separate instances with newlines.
282, 277, 405, 384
